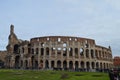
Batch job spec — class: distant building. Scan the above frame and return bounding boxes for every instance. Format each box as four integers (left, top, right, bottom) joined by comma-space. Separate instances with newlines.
0, 25, 113, 71
113, 56, 120, 68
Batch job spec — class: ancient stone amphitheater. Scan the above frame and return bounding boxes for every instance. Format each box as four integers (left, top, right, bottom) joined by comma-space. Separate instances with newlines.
0, 25, 113, 71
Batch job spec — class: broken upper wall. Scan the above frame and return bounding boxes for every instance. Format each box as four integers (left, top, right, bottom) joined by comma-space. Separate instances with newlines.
30, 36, 96, 48
6, 25, 21, 54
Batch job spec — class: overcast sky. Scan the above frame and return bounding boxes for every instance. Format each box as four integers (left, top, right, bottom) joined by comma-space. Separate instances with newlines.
0, 0, 120, 57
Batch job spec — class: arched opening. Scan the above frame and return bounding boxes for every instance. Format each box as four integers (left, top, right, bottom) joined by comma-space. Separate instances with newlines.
57, 60, 61, 68
75, 61, 79, 70
86, 62, 90, 71
45, 60, 49, 69
81, 61, 84, 69
86, 49, 89, 58
32, 49, 34, 54
35, 61, 38, 69
40, 60, 43, 69
15, 56, 20, 69
63, 48, 67, 57
14, 44, 19, 54
69, 61, 73, 70
63, 61, 67, 70
46, 47, 49, 56
69, 48, 73, 56
99, 51, 101, 58
51, 61, 54, 68
91, 62, 95, 69
95, 50, 98, 58
28, 48, 31, 53
63, 42, 67, 47
75, 48, 78, 58
96, 62, 99, 69
103, 63, 106, 69
80, 48, 84, 56
41, 43, 45, 47
41, 48, 44, 56
25, 60, 28, 69
0, 60, 4, 68
36, 48, 39, 54
31, 56, 34, 69
100, 63, 102, 69
91, 49, 94, 58
22, 47, 24, 53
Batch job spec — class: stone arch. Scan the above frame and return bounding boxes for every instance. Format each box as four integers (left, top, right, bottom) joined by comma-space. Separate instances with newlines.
86, 49, 89, 58
20, 60, 23, 67
57, 60, 61, 68
80, 48, 84, 56
46, 47, 49, 55
63, 61, 67, 69
69, 48, 73, 56
91, 49, 94, 58
0, 60, 4, 68
99, 51, 101, 58
75, 48, 78, 58
31, 56, 34, 68
14, 44, 19, 54
35, 60, 38, 69
81, 61, 84, 69
91, 62, 95, 69
96, 62, 99, 69
36, 48, 39, 54
32, 48, 34, 54
22, 47, 24, 53
69, 61, 73, 69
51, 61, 54, 68
103, 63, 106, 69
45, 60, 49, 69
40, 60, 43, 68
75, 61, 79, 70
41, 48, 44, 56
25, 60, 28, 69
100, 62, 102, 69
86, 61, 90, 70
15, 56, 20, 69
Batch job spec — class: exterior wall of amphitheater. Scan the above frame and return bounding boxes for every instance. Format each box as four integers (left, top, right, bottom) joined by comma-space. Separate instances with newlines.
4, 25, 113, 71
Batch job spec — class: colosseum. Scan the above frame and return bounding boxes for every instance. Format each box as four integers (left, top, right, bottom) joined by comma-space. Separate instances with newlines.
0, 25, 113, 71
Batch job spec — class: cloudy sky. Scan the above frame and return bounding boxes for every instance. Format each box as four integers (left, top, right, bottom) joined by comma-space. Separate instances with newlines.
0, 0, 120, 57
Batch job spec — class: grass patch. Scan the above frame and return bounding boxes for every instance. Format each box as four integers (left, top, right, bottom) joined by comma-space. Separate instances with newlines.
75, 74, 85, 76
60, 73, 70, 79
0, 69, 109, 80
92, 75, 103, 77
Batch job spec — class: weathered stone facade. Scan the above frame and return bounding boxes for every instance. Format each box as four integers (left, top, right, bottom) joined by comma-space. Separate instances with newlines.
1, 25, 113, 71
0, 51, 7, 67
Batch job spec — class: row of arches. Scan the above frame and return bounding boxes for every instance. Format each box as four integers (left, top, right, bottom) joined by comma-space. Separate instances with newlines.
14, 55, 112, 70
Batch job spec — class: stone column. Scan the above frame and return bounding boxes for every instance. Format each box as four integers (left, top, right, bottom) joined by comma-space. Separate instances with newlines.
73, 61, 75, 70
78, 61, 81, 68
43, 48, 46, 59
83, 48, 86, 59
61, 60, 63, 69
67, 60, 69, 69
55, 61, 57, 68
43, 60, 45, 69
89, 49, 91, 59
49, 60, 51, 69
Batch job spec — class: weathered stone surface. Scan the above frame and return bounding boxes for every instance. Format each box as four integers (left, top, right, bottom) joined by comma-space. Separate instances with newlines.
0, 25, 113, 71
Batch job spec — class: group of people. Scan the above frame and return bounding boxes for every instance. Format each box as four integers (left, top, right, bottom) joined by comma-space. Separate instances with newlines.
109, 69, 120, 80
